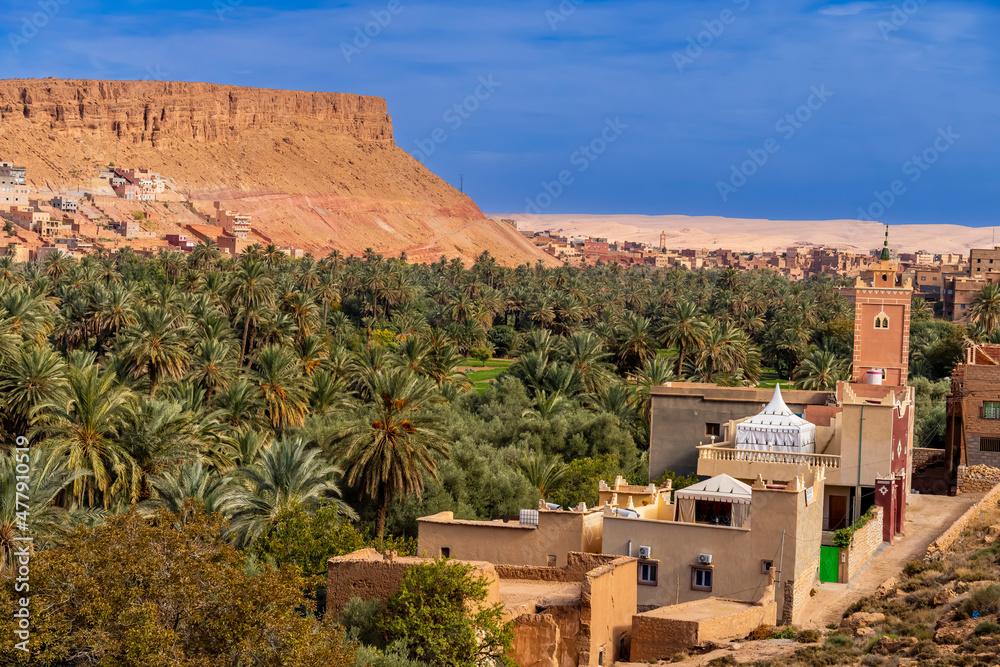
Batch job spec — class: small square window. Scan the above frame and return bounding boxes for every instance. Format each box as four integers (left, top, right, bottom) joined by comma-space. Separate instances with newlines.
639, 562, 658, 586
761, 560, 774, 574
705, 423, 721, 438
692, 567, 713, 591
985, 402, 1000, 420
547, 555, 557, 567
440, 547, 450, 558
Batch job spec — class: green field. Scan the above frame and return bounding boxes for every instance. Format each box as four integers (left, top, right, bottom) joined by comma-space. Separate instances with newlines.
461, 357, 514, 368
464, 360, 513, 393
757, 366, 789, 388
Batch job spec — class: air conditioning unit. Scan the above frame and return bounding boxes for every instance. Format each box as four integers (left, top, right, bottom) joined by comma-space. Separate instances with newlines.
637, 546, 652, 559
698, 553, 713, 565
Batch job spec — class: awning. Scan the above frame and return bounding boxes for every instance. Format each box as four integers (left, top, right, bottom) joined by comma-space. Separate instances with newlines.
674, 474, 752, 505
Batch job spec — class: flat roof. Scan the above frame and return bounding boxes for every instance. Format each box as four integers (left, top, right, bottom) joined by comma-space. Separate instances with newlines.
650, 384, 831, 404
638, 597, 759, 622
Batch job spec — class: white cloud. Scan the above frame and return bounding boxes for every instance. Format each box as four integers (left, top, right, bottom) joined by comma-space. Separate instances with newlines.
818, 2, 879, 16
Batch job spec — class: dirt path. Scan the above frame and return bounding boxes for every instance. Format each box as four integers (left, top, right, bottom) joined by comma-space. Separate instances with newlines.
796, 492, 983, 629
616, 638, 807, 667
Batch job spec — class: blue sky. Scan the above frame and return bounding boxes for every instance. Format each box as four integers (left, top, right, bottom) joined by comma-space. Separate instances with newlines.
1, 0, 998, 224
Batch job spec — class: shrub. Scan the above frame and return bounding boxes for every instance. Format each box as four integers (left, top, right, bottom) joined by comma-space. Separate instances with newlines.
340, 597, 387, 648
826, 634, 852, 648
903, 561, 926, 577
671, 653, 688, 662
749, 624, 775, 641
974, 621, 1000, 636
772, 627, 798, 640
707, 656, 737, 667
956, 584, 1000, 620
797, 629, 822, 643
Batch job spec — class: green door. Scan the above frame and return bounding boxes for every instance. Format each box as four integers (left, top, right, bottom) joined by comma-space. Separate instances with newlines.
820, 546, 839, 583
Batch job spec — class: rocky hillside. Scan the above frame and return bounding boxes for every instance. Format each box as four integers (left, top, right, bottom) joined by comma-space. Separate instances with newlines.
0, 79, 550, 265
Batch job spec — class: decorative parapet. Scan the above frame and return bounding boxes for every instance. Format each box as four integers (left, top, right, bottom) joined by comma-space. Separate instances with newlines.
697, 445, 841, 469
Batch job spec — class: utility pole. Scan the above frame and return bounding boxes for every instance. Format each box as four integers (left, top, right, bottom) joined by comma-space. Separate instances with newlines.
776, 529, 785, 588
459, 174, 465, 194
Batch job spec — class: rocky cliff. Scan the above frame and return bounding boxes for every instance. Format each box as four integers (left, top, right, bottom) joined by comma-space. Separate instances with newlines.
0, 79, 551, 265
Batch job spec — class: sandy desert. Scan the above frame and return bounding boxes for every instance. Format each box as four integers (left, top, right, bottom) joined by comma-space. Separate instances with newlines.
499, 213, 999, 255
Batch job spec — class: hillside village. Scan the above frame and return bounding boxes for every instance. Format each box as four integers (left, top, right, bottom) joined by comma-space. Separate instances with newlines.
0, 161, 305, 263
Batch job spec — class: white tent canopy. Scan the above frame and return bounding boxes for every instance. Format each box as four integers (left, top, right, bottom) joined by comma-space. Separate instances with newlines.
735, 383, 816, 453
674, 474, 752, 505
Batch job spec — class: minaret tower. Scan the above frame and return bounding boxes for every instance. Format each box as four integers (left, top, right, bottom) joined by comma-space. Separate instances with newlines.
850, 225, 913, 387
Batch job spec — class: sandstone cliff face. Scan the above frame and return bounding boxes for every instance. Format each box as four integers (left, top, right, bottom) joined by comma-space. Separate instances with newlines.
0, 79, 393, 146
0, 79, 553, 266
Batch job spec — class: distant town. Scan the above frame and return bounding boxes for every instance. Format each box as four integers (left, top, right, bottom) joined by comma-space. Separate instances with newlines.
520, 226, 996, 324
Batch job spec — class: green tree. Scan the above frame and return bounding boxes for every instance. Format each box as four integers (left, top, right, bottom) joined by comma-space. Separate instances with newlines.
381, 558, 515, 667
793, 346, 851, 391
225, 436, 355, 547
118, 306, 191, 397
972, 282, 1000, 332
338, 367, 448, 538
0, 507, 356, 666
515, 450, 569, 499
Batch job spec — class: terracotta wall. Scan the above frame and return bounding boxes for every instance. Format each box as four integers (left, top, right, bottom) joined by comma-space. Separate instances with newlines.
325, 549, 500, 619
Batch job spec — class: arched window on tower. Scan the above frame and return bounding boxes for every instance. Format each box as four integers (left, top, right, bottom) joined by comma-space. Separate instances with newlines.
874, 312, 890, 329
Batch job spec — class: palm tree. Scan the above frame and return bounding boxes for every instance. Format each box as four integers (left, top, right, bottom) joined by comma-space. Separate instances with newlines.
229, 260, 273, 364
117, 397, 206, 503
34, 363, 134, 508
515, 451, 569, 499
214, 378, 269, 430
142, 461, 230, 516
0, 345, 68, 436
251, 344, 309, 434
615, 312, 659, 373
118, 306, 191, 396
1, 443, 91, 572
560, 330, 616, 395
225, 437, 355, 546
187, 338, 238, 398
337, 367, 448, 538
660, 301, 708, 377
793, 347, 850, 391
972, 283, 1000, 332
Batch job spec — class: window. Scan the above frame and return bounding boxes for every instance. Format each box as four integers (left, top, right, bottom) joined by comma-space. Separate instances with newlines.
705, 422, 721, 438
874, 315, 889, 329
985, 402, 1000, 420
440, 547, 450, 558
639, 561, 658, 586
692, 568, 713, 591
981, 437, 1000, 452
921, 276, 926, 281
761, 560, 774, 574
547, 555, 557, 567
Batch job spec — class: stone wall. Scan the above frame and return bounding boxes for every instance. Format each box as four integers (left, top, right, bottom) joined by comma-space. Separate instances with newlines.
957, 464, 1000, 494
325, 549, 500, 619
630, 597, 777, 662
912, 447, 945, 468
494, 552, 620, 583
927, 480, 1000, 557
845, 506, 884, 581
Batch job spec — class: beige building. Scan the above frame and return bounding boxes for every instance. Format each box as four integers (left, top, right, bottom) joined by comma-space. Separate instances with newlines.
214, 201, 252, 239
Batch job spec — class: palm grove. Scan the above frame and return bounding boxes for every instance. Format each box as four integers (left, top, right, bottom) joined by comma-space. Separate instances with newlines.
0, 245, 963, 664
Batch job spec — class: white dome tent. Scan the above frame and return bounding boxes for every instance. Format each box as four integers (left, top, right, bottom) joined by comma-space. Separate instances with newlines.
735, 383, 816, 454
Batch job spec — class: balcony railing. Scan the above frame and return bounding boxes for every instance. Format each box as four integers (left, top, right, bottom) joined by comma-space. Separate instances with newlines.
697, 445, 841, 469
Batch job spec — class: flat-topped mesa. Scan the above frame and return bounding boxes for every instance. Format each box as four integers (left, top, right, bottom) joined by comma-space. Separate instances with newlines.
0, 79, 393, 147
